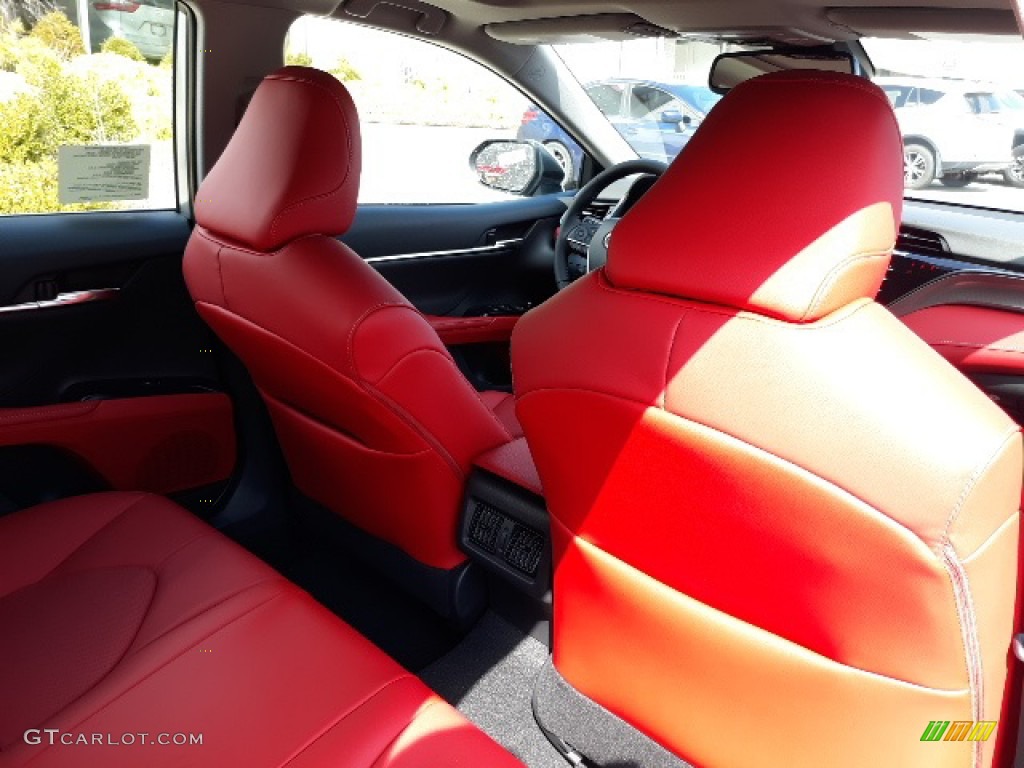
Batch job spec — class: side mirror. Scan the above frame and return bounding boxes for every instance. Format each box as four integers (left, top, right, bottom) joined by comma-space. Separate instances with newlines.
659, 109, 684, 125
469, 139, 565, 196
709, 48, 855, 94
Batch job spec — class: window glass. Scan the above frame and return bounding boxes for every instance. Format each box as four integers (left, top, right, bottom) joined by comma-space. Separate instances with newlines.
0, 1, 176, 215
628, 86, 673, 119
285, 17, 576, 203
864, 36, 1024, 210
555, 36, 1024, 211
554, 39, 722, 164
585, 83, 624, 117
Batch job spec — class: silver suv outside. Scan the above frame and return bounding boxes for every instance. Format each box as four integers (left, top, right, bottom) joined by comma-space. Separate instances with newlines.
875, 77, 1016, 189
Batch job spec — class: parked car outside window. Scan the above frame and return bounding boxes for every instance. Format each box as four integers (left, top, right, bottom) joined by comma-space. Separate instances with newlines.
517, 78, 721, 184
874, 76, 1017, 189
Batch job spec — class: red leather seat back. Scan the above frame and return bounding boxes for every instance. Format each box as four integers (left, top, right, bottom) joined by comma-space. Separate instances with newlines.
513, 71, 1021, 768
184, 68, 513, 569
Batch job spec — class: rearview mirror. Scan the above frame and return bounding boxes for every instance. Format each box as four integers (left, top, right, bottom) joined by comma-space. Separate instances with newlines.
709, 48, 856, 94
469, 139, 566, 196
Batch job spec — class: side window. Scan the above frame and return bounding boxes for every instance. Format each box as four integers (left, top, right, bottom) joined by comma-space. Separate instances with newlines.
882, 86, 911, 108
918, 88, 943, 105
585, 83, 624, 117
627, 86, 673, 120
0, 3, 177, 215
285, 17, 578, 203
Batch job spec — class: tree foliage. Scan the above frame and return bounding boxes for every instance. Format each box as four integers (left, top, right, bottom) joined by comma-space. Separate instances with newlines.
285, 51, 313, 67
330, 57, 361, 82
29, 11, 83, 59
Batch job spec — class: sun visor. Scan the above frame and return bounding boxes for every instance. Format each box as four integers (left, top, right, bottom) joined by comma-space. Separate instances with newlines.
485, 14, 676, 44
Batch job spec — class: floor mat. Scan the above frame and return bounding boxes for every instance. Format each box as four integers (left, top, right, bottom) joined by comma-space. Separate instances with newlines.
421, 611, 568, 768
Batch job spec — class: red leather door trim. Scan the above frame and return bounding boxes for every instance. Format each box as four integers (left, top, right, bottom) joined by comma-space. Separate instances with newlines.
0, 393, 235, 493
423, 315, 518, 345
901, 304, 1024, 375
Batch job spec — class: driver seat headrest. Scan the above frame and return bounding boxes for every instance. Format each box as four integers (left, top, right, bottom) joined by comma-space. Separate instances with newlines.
605, 70, 904, 323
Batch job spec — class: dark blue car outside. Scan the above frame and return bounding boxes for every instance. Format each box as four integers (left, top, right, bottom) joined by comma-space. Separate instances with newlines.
517, 79, 722, 186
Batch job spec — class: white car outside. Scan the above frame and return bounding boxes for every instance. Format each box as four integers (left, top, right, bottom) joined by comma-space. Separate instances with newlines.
874, 76, 1015, 189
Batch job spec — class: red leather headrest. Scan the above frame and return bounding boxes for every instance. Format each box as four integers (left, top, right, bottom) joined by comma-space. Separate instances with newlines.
195, 66, 361, 252
606, 71, 903, 322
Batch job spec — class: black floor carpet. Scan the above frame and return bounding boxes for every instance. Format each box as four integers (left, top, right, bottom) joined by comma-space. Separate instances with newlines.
421, 611, 568, 768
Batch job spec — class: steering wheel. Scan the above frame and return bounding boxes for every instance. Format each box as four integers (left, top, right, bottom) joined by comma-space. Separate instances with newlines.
554, 159, 668, 290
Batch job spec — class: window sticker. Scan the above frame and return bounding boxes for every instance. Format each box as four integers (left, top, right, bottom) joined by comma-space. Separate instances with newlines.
58, 145, 151, 204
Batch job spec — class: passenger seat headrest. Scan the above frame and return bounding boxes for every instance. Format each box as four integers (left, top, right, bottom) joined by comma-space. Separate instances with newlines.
606, 70, 904, 322
195, 66, 361, 252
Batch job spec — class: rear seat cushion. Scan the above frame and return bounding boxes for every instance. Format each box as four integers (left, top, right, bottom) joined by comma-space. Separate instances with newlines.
0, 492, 523, 767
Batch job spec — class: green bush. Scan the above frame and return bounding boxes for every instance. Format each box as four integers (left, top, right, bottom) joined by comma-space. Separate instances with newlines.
0, 20, 25, 71
0, 158, 119, 214
101, 37, 145, 62
29, 11, 83, 60
0, 60, 137, 163
0, 158, 60, 213
330, 57, 361, 82
285, 51, 312, 67
159, 50, 173, 69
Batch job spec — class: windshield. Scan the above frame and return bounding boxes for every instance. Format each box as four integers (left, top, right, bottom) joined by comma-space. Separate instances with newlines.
555, 36, 1024, 213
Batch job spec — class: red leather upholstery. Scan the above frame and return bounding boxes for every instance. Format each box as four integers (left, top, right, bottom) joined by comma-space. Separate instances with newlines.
0, 492, 524, 767
901, 304, 1024, 375
607, 72, 901, 322
0, 394, 235, 494
184, 67, 519, 570
474, 437, 542, 497
424, 314, 519, 346
513, 71, 1021, 768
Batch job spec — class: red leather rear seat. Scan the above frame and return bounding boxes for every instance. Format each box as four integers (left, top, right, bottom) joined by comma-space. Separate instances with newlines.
0, 492, 523, 767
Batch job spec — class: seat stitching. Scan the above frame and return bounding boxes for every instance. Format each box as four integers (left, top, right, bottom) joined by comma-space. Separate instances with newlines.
563, 526, 969, 695
941, 427, 1019, 545
124, 576, 285, 661
939, 544, 984, 768
277, 674, 420, 768
366, 697, 445, 768
518, 386, 938, 550
801, 249, 890, 321
594, 268, 873, 329
25, 589, 289, 763
264, 76, 356, 240
12, 493, 151, 595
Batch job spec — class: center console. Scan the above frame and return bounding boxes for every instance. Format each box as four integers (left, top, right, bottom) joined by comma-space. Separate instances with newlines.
461, 438, 552, 634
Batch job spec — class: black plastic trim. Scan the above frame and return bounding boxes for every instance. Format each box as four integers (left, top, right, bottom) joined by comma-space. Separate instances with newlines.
461, 469, 551, 598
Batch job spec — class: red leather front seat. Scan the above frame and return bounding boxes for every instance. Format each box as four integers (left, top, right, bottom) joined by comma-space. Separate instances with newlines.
513, 71, 1021, 768
184, 67, 519, 580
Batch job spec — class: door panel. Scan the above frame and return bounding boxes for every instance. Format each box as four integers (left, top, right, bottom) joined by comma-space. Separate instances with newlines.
0, 394, 235, 494
0, 211, 237, 510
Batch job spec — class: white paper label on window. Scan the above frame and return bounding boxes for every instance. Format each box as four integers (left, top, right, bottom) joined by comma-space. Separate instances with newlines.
58, 145, 151, 204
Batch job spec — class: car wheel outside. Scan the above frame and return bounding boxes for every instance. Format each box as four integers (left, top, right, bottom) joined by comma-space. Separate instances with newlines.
1004, 151, 1024, 188
543, 141, 575, 187
904, 143, 936, 189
